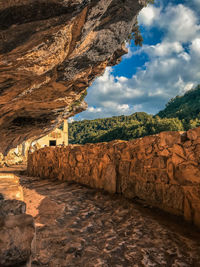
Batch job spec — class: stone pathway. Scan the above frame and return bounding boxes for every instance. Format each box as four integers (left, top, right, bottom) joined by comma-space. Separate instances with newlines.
1, 167, 200, 267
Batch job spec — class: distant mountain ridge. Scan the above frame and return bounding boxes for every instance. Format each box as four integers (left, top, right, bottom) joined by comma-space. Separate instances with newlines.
69, 85, 200, 144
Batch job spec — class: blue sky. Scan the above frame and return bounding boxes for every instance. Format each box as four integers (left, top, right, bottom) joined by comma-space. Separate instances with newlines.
72, 0, 200, 121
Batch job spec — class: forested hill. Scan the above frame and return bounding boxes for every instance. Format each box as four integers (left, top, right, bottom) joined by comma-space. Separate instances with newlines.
68, 85, 200, 144
157, 85, 200, 120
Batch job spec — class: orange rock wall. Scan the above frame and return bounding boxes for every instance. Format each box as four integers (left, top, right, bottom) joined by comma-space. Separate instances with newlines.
27, 127, 200, 228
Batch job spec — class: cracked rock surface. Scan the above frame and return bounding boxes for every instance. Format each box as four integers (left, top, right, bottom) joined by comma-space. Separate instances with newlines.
18, 173, 200, 267
0, 170, 35, 267
0, 0, 145, 154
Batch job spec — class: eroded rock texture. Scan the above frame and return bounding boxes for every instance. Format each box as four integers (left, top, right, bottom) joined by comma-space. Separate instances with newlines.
0, 0, 146, 154
0, 173, 35, 266
28, 127, 200, 228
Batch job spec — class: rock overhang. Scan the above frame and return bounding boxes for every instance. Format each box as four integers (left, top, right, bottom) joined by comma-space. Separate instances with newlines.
0, 0, 147, 154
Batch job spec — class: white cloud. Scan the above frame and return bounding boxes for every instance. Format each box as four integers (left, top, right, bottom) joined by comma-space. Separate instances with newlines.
117, 76, 128, 82
140, 4, 200, 43
154, 42, 183, 56
123, 43, 134, 59
139, 5, 161, 26
178, 52, 191, 61
163, 4, 200, 43
174, 76, 194, 94
141, 41, 183, 57
87, 107, 102, 113
102, 102, 130, 112
190, 38, 200, 56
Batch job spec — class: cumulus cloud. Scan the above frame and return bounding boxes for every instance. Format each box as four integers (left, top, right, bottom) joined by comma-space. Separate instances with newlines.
162, 4, 200, 43
139, 42, 183, 57
75, 0, 200, 121
190, 38, 200, 56
139, 3, 200, 42
87, 107, 102, 113
139, 5, 161, 26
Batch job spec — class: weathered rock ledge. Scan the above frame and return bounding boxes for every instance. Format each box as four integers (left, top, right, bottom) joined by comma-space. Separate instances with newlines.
0, 0, 146, 154
28, 127, 200, 228
0, 173, 35, 266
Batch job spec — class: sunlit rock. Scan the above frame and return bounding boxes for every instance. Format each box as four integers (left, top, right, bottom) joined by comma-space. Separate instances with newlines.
28, 127, 200, 228
0, 173, 35, 266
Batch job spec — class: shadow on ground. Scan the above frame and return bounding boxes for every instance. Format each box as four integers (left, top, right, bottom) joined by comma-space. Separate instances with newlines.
1, 166, 200, 267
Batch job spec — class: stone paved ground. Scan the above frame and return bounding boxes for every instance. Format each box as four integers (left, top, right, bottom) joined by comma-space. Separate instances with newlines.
1, 166, 200, 267
15, 174, 200, 267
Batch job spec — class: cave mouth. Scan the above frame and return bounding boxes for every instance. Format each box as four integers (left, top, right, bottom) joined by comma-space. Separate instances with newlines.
12, 116, 51, 127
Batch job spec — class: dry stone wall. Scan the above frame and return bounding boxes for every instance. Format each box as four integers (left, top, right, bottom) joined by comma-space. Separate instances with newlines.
27, 127, 200, 228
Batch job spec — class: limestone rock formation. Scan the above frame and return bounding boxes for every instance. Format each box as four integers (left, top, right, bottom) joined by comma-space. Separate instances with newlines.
0, 173, 35, 266
0, 0, 146, 154
28, 127, 200, 228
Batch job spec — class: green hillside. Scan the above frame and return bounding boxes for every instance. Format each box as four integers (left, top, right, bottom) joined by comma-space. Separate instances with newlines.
69, 113, 183, 145
157, 84, 200, 129
69, 84, 200, 144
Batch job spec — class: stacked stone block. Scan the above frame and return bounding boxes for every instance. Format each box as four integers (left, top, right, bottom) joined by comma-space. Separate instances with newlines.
28, 127, 200, 228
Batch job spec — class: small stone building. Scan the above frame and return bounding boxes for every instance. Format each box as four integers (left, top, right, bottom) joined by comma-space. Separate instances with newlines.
34, 120, 68, 148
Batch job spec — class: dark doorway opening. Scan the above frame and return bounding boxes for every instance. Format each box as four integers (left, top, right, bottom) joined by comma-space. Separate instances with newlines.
49, 140, 56, 146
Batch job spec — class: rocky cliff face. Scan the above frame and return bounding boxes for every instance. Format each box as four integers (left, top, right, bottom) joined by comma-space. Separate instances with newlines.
0, 0, 146, 154
28, 127, 200, 228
